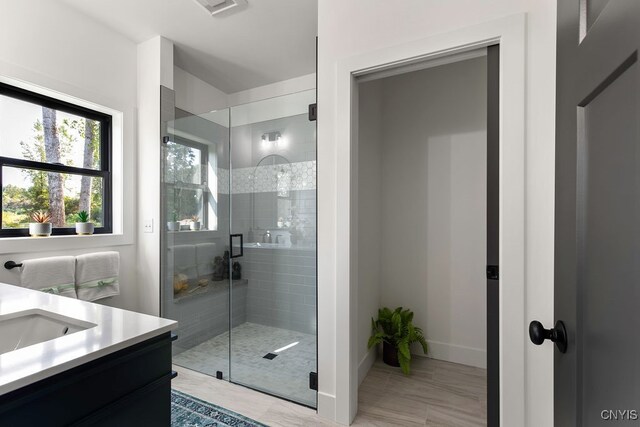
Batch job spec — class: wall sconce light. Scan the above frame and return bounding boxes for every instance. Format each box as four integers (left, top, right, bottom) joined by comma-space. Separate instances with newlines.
261, 131, 282, 148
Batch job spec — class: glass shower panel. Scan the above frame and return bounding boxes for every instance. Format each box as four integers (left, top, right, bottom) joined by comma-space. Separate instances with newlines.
229, 89, 317, 407
162, 108, 232, 379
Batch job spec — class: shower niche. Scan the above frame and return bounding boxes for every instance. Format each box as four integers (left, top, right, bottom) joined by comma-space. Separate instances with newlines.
160, 89, 317, 408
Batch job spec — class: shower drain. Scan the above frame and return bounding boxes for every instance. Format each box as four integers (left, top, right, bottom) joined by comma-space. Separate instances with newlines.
263, 353, 278, 360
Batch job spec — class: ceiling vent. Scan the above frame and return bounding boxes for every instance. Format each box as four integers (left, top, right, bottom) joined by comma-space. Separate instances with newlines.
192, 0, 248, 16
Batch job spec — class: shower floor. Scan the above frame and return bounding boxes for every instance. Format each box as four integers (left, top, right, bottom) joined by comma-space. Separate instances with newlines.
172, 322, 317, 407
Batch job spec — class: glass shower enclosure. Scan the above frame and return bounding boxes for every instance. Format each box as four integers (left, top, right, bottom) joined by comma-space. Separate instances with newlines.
161, 89, 317, 407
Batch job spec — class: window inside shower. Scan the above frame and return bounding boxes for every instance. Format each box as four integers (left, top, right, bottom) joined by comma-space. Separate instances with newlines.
161, 89, 317, 408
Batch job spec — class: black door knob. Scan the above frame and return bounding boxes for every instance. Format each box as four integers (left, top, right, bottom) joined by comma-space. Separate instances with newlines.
529, 320, 567, 353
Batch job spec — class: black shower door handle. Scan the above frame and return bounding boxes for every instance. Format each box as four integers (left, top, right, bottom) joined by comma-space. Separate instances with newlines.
230, 234, 244, 258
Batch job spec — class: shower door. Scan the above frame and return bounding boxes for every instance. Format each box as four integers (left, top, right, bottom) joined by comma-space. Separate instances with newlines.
162, 90, 317, 408
163, 107, 232, 379
229, 90, 318, 407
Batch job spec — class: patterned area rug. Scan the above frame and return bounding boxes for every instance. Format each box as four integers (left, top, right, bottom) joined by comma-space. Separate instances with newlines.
171, 389, 267, 427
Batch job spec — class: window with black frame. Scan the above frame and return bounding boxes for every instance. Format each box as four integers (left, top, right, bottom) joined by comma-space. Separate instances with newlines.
0, 82, 112, 237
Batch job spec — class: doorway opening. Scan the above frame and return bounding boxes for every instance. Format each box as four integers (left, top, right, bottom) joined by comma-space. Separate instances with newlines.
353, 46, 498, 426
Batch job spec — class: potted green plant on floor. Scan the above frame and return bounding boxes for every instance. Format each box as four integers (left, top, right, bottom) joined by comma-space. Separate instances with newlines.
29, 211, 52, 237
75, 210, 94, 235
368, 307, 428, 375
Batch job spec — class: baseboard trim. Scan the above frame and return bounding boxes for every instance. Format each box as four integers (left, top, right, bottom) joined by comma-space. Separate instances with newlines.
421, 340, 486, 368
357, 347, 377, 386
317, 391, 337, 423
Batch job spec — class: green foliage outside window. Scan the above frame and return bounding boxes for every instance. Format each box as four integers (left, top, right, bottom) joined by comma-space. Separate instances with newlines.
2, 115, 103, 229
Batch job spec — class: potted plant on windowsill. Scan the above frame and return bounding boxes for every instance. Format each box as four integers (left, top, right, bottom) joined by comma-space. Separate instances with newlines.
75, 210, 94, 235
167, 212, 180, 231
190, 215, 201, 231
29, 211, 52, 237
368, 307, 428, 375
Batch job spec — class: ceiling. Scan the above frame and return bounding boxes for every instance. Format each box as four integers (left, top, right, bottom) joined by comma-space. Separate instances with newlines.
58, 0, 318, 93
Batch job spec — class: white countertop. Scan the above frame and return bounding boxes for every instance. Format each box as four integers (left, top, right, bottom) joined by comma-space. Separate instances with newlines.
0, 283, 177, 395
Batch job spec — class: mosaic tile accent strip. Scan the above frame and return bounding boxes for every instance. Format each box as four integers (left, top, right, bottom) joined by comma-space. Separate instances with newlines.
216, 161, 316, 194
171, 389, 267, 427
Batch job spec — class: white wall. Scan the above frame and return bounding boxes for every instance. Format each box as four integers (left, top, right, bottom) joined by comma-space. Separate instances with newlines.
318, 1, 556, 426
356, 80, 383, 384
174, 68, 316, 115
174, 66, 227, 114
136, 36, 174, 316
377, 57, 487, 369
0, 0, 139, 311
227, 73, 316, 106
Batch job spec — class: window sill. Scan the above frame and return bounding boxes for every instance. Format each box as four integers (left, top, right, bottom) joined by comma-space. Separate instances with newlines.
166, 229, 220, 234
0, 233, 133, 255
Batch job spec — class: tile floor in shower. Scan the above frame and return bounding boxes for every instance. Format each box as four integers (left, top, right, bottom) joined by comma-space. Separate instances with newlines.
172, 322, 317, 407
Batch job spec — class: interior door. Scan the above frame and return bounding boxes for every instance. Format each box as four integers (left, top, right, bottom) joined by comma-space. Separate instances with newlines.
541, 1, 640, 425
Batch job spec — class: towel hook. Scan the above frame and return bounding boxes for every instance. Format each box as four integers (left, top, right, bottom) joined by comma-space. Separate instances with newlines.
4, 261, 23, 270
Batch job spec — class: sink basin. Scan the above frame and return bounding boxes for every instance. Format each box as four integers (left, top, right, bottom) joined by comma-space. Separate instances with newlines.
0, 309, 96, 356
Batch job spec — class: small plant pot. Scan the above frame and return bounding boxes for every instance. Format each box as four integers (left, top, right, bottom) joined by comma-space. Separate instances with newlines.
190, 221, 201, 231
167, 221, 180, 231
29, 222, 52, 237
382, 341, 401, 367
75, 222, 94, 235
179, 224, 190, 231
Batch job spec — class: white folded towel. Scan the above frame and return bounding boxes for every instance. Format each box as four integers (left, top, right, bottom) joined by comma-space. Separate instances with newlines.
20, 256, 77, 298
195, 243, 217, 278
75, 251, 120, 301
170, 245, 198, 280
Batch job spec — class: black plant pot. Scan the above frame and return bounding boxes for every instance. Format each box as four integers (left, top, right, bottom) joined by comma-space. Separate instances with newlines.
382, 341, 400, 367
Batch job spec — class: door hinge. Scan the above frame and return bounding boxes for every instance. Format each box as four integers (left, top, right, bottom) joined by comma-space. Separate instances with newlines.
308, 103, 317, 121
486, 265, 499, 280
309, 372, 318, 390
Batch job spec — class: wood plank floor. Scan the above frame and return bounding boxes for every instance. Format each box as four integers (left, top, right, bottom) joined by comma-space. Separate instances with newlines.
172, 356, 486, 426
358, 357, 486, 426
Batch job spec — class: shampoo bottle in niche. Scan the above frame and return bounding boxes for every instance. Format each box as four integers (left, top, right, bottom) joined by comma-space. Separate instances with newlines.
232, 262, 242, 280
212, 256, 224, 281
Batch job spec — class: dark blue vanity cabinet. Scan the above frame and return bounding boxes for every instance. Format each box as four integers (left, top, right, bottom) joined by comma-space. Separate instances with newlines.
0, 332, 173, 426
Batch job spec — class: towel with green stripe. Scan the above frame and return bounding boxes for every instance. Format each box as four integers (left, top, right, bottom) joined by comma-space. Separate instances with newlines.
75, 251, 120, 301
20, 256, 77, 298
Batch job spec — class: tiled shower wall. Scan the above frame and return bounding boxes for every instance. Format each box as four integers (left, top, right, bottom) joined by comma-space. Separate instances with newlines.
228, 111, 317, 335
231, 189, 317, 248
242, 247, 317, 335
168, 281, 247, 352
230, 187, 316, 335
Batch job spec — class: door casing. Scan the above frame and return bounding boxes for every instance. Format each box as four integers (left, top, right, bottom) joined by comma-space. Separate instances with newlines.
329, 13, 527, 425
